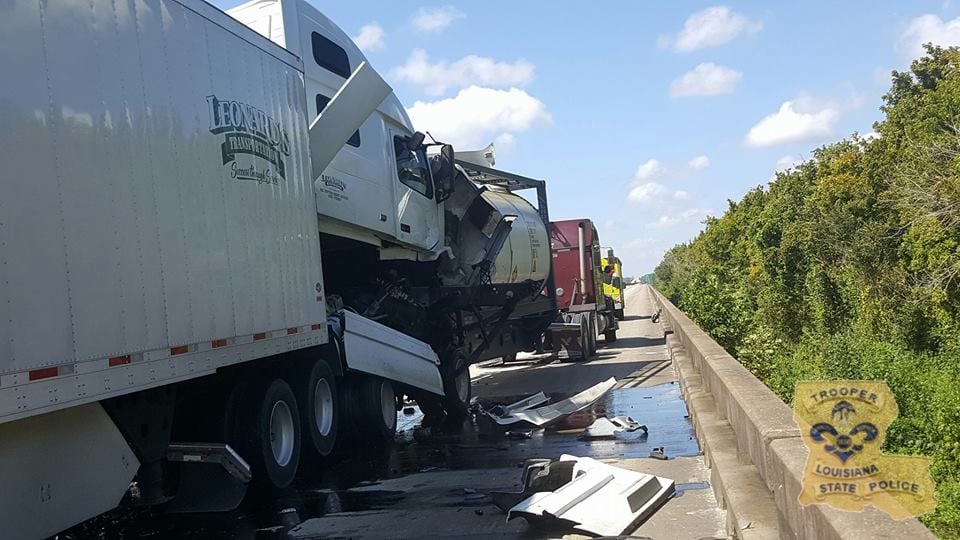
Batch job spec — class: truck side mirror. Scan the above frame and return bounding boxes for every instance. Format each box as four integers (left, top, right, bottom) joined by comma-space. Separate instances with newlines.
406, 131, 426, 151
434, 144, 456, 202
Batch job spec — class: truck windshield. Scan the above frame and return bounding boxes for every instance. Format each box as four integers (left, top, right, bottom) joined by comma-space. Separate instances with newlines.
393, 136, 433, 198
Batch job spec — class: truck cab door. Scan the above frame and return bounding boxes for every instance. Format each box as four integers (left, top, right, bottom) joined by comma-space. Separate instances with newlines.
390, 133, 441, 250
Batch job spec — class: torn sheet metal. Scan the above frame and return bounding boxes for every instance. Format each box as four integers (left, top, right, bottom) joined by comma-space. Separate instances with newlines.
488, 378, 617, 427
488, 392, 549, 418
507, 455, 674, 537
581, 416, 648, 439
490, 458, 576, 511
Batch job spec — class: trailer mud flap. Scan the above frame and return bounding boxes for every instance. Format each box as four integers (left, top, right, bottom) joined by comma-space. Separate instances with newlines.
0, 403, 139, 540
341, 311, 444, 395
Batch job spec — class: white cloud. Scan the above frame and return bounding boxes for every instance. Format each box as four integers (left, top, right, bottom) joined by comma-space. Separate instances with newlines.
669, 63, 742, 97
634, 159, 665, 180
646, 208, 713, 229
860, 131, 880, 141
775, 154, 802, 173
627, 181, 687, 205
745, 99, 839, 147
412, 6, 465, 32
660, 6, 762, 52
628, 182, 667, 203
390, 49, 535, 96
687, 155, 710, 169
406, 86, 552, 149
352, 23, 384, 52
494, 132, 517, 153
900, 14, 960, 60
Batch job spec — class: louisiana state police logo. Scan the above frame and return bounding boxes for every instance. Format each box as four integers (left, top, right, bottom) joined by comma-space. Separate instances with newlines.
795, 381, 936, 519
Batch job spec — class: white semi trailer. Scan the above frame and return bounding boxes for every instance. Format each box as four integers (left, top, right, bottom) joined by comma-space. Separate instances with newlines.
0, 0, 557, 537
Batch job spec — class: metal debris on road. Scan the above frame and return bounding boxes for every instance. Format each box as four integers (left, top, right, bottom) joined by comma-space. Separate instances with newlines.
580, 416, 648, 439
507, 454, 674, 537
649, 446, 667, 460
490, 458, 577, 511
487, 378, 617, 427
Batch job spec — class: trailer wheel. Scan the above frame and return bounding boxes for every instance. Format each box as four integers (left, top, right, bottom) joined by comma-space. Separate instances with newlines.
604, 329, 618, 343
341, 375, 397, 450
237, 378, 301, 490
291, 359, 339, 460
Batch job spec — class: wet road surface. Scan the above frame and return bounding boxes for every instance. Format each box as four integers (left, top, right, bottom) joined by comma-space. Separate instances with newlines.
58, 285, 727, 539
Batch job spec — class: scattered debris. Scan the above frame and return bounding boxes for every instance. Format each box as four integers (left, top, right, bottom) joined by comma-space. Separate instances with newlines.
490, 458, 576, 511
580, 416, 647, 439
487, 378, 617, 427
651, 308, 661, 323
506, 454, 674, 537
505, 430, 533, 440
649, 447, 667, 460
486, 392, 549, 419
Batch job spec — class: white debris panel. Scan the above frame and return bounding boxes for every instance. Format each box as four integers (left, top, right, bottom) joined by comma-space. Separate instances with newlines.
487, 377, 617, 426
507, 455, 675, 537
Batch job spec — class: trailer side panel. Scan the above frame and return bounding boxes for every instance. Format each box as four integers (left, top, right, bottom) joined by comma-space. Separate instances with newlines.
0, 0, 325, 422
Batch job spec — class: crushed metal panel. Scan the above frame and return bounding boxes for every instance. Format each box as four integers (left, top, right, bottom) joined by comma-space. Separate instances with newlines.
0, 403, 139, 540
342, 311, 443, 395
581, 416, 647, 439
492, 377, 616, 426
507, 455, 674, 537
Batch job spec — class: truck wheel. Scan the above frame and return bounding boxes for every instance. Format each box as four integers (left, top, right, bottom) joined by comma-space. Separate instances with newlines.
341, 375, 397, 451
291, 359, 339, 460
577, 315, 590, 360
604, 329, 618, 343
237, 379, 301, 490
440, 349, 471, 420
587, 313, 598, 357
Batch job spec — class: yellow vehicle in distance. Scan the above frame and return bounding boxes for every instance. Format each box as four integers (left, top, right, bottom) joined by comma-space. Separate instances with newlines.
601, 248, 626, 321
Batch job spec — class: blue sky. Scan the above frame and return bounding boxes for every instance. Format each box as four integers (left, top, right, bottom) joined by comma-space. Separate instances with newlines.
216, 0, 960, 275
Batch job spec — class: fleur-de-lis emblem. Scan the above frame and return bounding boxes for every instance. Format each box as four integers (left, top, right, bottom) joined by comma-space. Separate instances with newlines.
809, 400, 879, 462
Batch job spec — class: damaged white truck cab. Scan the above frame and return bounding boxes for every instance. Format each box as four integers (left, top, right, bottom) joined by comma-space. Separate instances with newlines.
230, 0, 446, 255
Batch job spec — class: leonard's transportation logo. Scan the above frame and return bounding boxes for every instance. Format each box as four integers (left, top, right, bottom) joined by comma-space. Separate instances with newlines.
207, 95, 290, 184
795, 380, 936, 519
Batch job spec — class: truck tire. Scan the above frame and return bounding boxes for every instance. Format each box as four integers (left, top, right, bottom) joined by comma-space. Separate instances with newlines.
291, 359, 339, 460
577, 314, 590, 360
586, 312, 598, 357
604, 329, 618, 343
340, 375, 397, 451
236, 378, 301, 490
440, 348, 471, 420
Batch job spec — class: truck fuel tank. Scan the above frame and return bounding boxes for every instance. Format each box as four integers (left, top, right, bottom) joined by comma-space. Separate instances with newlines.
442, 173, 549, 287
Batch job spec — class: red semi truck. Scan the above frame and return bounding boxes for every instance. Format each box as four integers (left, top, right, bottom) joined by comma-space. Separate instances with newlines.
545, 219, 619, 358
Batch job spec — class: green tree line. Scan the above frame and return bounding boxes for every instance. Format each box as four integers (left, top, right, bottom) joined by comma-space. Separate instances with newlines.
655, 45, 960, 537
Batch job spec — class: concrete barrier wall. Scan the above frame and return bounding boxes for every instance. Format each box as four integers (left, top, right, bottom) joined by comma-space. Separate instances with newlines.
649, 286, 935, 540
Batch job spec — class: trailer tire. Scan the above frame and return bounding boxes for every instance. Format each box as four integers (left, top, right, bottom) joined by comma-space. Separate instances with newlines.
292, 359, 339, 460
341, 375, 396, 451
237, 378, 301, 491
604, 329, 618, 343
